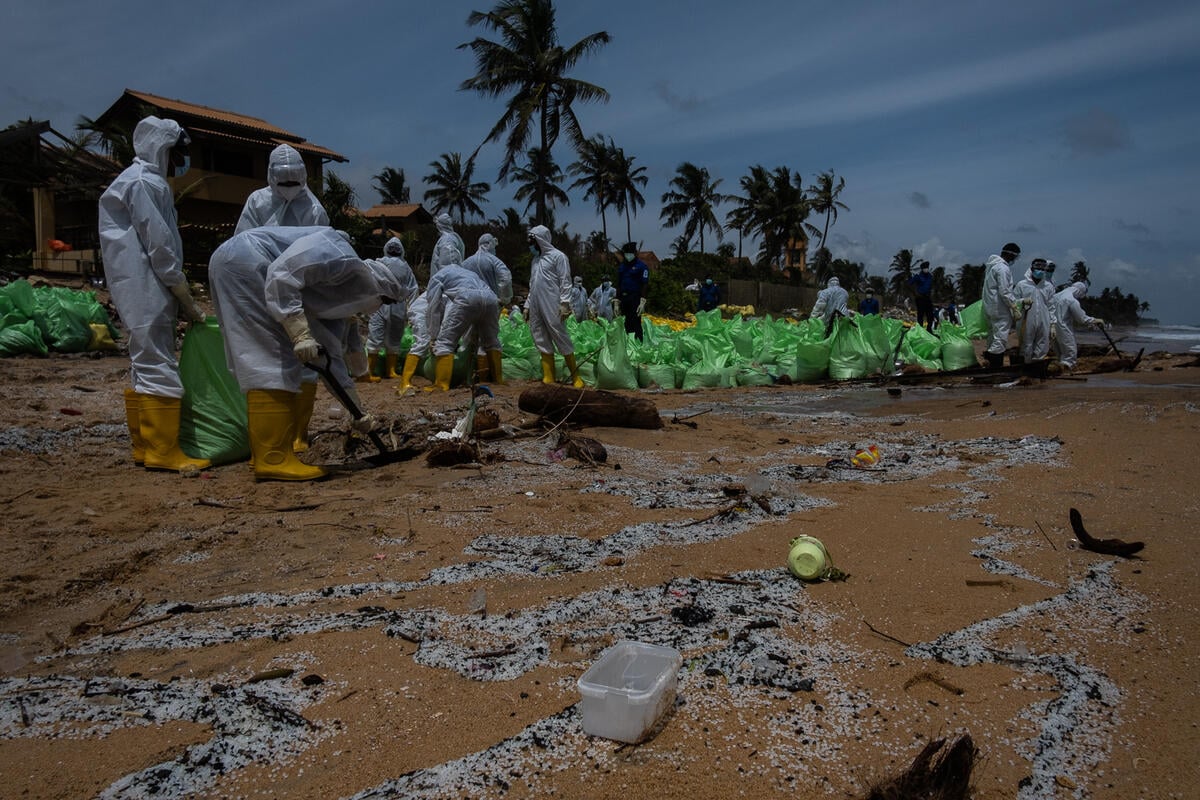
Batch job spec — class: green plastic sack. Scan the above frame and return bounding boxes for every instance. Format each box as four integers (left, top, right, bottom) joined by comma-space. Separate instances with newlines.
36, 293, 93, 352
938, 323, 979, 371
0, 319, 49, 356
828, 318, 872, 380
899, 324, 944, 371
958, 300, 989, 339
638, 363, 677, 389
735, 365, 774, 386
179, 318, 250, 465
595, 324, 638, 390
0, 280, 38, 320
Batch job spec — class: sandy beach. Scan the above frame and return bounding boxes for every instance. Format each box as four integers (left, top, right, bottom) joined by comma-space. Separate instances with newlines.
1, 344, 1198, 799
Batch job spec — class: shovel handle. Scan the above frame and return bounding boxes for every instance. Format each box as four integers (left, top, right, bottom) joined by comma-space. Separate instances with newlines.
305, 348, 391, 456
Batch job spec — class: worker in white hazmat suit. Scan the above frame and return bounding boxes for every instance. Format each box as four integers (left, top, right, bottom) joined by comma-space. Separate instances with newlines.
424, 265, 503, 390
589, 280, 617, 322
363, 237, 419, 381
981, 242, 1022, 367
1014, 258, 1053, 362
809, 277, 850, 326
461, 233, 513, 305
235, 144, 329, 234
98, 115, 210, 473
1051, 282, 1105, 370
428, 212, 465, 279
460, 232, 512, 381
208, 226, 407, 481
569, 276, 590, 322
526, 225, 583, 387
396, 291, 430, 394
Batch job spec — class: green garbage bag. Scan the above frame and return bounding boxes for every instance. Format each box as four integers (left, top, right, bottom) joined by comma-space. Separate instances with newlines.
958, 300, 989, 339
638, 363, 677, 389
178, 318, 250, 465
0, 280, 38, 321
595, 324, 638, 390
938, 323, 979, 371
828, 318, 872, 380
794, 318, 831, 381
0, 319, 49, 356
681, 340, 727, 389
735, 364, 774, 386
899, 324, 944, 371
36, 292, 93, 352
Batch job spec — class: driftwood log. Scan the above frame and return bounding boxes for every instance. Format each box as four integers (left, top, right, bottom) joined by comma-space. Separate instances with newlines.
518, 384, 663, 429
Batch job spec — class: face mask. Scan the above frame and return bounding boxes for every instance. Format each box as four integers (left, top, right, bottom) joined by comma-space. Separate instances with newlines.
170, 154, 190, 178
1032, 269, 1045, 280
705, 279, 713, 285
529, 244, 539, 256
276, 182, 304, 202
624, 253, 635, 262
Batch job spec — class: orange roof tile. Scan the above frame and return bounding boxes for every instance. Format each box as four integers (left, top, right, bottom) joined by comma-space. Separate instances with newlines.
360, 203, 433, 220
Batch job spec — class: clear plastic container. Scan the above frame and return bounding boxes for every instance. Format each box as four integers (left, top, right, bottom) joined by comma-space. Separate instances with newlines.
577, 640, 682, 743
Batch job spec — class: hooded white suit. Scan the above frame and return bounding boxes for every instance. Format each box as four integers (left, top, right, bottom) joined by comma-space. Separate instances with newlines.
366, 237, 420, 354
589, 281, 617, 321
98, 115, 192, 397
1051, 282, 1099, 368
429, 213, 465, 279
425, 265, 501, 357
810, 277, 850, 325
982, 254, 1019, 356
461, 233, 513, 305
526, 225, 575, 355
235, 144, 329, 234
208, 226, 405, 395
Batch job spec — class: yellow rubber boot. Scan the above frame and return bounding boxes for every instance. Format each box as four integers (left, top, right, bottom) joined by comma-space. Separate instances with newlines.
246, 389, 326, 482
486, 349, 505, 385
293, 381, 317, 453
563, 353, 585, 388
361, 353, 382, 383
139, 395, 211, 472
397, 353, 421, 394
540, 352, 556, 384
425, 354, 454, 392
123, 388, 145, 465
384, 353, 400, 379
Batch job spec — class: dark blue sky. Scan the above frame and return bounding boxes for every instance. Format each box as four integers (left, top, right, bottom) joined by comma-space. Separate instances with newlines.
4, 0, 1197, 322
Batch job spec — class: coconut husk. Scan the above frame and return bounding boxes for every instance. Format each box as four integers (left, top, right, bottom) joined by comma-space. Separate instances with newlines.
861, 734, 978, 800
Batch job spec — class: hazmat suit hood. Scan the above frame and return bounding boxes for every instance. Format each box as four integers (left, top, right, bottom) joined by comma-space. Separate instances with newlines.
478, 233, 497, 254
267, 145, 308, 201
384, 237, 405, 258
1071, 281, 1089, 299
435, 213, 454, 234
528, 225, 552, 252
364, 258, 409, 305
827, 277, 840, 288
132, 116, 188, 175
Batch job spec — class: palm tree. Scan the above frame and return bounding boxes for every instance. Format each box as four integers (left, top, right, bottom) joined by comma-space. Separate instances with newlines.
459, 0, 610, 223
372, 166, 411, 204
423, 152, 491, 223
888, 249, 918, 297
608, 144, 646, 242
957, 263, 985, 303
509, 147, 569, 218
1070, 260, 1090, 285
805, 169, 848, 252
725, 165, 809, 268
567, 133, 615, 246
659, 162, 725, 254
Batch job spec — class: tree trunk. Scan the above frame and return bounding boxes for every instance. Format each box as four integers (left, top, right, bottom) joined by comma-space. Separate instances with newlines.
518, 384, 663, 429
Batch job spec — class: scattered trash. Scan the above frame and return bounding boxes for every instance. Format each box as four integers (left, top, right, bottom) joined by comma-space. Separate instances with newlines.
851, 444, 881, 468
787, 536, 849, 582
1069, 508, 1144, 558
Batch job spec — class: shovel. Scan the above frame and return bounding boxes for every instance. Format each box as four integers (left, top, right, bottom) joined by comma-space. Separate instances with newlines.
305, 349, 411, 466
1096, 322, 1124, 359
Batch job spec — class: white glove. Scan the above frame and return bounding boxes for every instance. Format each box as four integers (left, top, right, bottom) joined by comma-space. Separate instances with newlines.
612, 299, 621, 316
1050, 324, 1059, 342
169, 282, 205, 323
636, 297, 646, 315
1092, 318, 1107, 329
282, 315, 319, 364
350, 413, 376, 434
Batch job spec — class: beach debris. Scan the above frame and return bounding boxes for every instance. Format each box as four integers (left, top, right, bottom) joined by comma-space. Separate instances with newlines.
902, 671, 964, 696
670, 408, 711, 428
518, 384, 663, 429
554, 431, 607, 465
425, 440, 478, 468
1069, 508, 1144, 558
860, 734, 977, 800
852, 444, 881, 468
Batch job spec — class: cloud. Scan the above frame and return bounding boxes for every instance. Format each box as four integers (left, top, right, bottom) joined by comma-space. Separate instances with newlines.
1062, 109, 1132, 155
1134, 239, 1165, 253
651, 80, 703, 112
1114, 218, 1150, 235
913, 236, 963, 268
1011, 224, 1040, 234
908, 191, 930, 209
1103, 258, 1141, 282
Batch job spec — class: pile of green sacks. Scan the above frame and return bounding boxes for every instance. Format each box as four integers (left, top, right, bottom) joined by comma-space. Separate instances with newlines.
480, 301, 989, 391
0, 279, 118, 356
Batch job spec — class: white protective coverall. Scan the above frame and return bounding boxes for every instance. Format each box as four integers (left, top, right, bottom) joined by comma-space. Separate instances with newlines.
405, 293, 431, 358
235, 144, 329, 234
570, 277, 590, 321
526, 225, 575, 355
982, 254, 1020, 356
366, 237, 420, 354
429, 213, 465, 279
98, 115, 198, 397
589, 280, 617, 321
1051, 282, 1100, 369
425, 265, 501, 357
1015, 274, 1052, 360
461, 233, 513, 305
208, 226, 407, 396
809, 277, 850, 325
